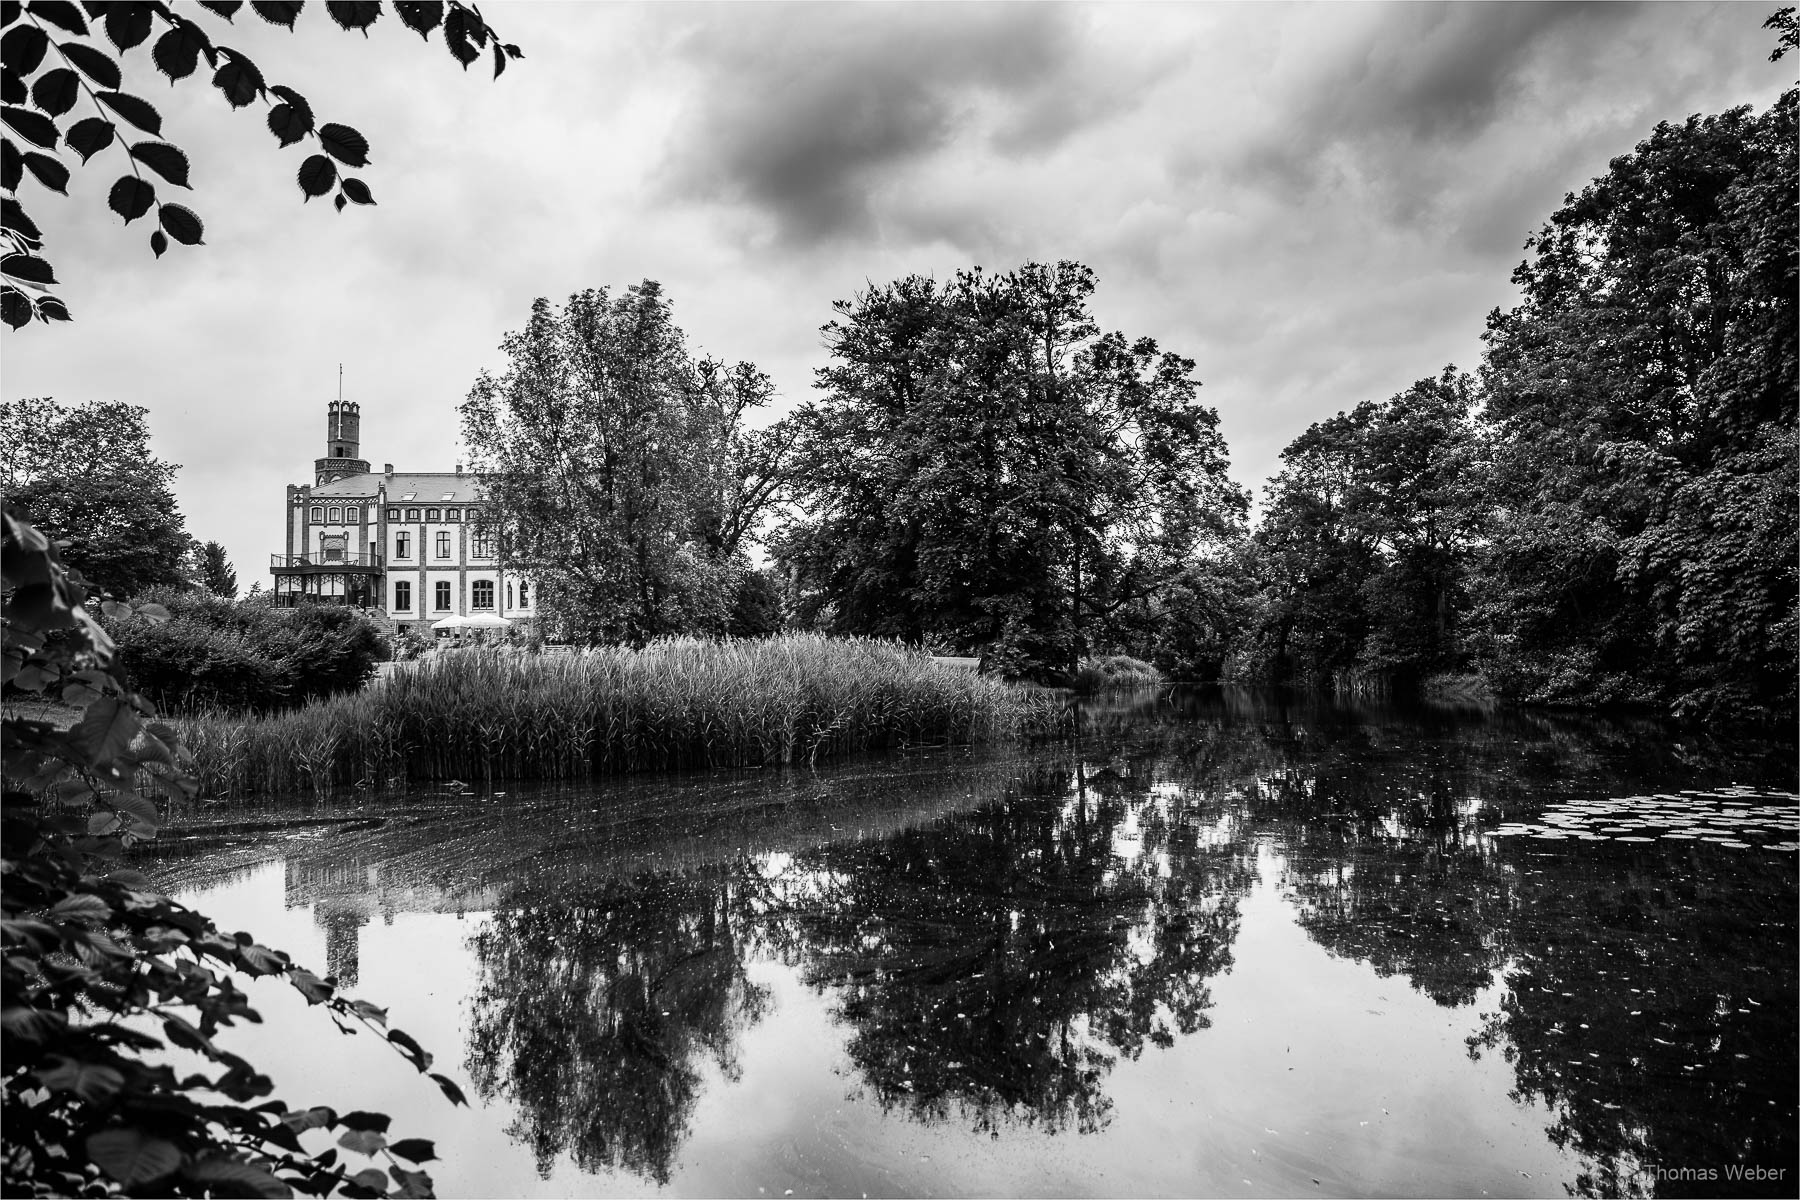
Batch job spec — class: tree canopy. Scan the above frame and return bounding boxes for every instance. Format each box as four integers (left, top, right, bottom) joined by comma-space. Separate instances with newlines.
460, 283, 795, 645
0, 395, 193, 598
777, 261, 1245, 680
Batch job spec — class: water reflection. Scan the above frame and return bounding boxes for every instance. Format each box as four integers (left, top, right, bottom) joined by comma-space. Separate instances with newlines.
149, 688, 1795, 1196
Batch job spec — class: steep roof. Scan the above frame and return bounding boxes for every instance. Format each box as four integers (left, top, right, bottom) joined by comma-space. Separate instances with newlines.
309, 473, 487, 502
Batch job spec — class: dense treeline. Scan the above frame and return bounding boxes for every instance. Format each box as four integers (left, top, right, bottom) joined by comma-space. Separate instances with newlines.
1225, 85, 1796, 718
772, 83, 1794, 719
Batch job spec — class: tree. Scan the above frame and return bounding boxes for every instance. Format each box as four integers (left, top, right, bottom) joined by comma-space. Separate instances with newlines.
779, 261, 1244, 679
1473, 80, 1796, 716
2, 0, 520, 328
0, 396, 193, 598
195, 538, 236, 598
4, 4, 522, 1194
460, 284, 794, 645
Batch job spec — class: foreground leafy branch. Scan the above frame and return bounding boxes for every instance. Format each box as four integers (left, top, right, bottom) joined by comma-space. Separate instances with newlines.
3, 506, 469, 1196
1, 0, 522, 329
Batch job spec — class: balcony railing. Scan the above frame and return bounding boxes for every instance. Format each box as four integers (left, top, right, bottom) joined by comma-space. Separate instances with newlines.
270, 552, 385, 570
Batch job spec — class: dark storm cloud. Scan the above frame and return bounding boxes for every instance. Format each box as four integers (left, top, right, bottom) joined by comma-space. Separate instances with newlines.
656, 4, 1120, 247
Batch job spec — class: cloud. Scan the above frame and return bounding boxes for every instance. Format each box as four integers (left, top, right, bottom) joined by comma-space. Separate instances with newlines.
653, 4, 1146, 248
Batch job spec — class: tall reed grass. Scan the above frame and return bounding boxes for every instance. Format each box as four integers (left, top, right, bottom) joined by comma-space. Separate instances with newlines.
1070, 654, 1163, 693
177, 635, 1065, 799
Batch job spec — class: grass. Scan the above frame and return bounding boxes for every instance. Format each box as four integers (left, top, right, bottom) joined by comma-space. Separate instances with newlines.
176, 634, 1065, 799
1070, 654, 1163, 693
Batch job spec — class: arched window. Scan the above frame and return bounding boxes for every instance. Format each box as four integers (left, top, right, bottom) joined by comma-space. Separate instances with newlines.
426, 508, 440, 521
466, 507, 480, 520
386, 507, 400, 519
446, 508, 460, 522
309, 506, 323, 522
506, 583, 514, 609
406, 508, 421, 520
472, 580, 495, 610
327, 506, 342, 523
519, 582, 529, 608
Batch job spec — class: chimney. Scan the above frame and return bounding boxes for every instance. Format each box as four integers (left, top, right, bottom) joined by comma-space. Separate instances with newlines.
384, 463, 394, 475
455, 462, 463, 476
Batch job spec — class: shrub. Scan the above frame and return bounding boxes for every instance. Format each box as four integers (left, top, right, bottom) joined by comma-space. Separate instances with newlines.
102, 589, 383, 714
1070, 654, 1162, 693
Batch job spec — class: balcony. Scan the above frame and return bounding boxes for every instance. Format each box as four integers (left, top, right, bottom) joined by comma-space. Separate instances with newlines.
271, 552, 385, 573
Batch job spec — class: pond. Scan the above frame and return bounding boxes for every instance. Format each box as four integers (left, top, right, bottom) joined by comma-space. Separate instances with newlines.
146, 688, 1798, 1199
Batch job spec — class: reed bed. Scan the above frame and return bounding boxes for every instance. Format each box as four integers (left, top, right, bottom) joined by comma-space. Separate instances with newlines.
1071, 654, 1163, 692
177, 634, 1065, 799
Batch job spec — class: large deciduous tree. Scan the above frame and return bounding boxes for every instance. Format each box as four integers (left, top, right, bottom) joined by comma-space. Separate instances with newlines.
778, 261, 1244, 679
460, 284, 794, 645
1473, 82, 1796, 716
0, 395, 193, 597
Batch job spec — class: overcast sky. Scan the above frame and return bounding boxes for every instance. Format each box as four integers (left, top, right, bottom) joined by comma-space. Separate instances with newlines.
4, 1, 1790, 586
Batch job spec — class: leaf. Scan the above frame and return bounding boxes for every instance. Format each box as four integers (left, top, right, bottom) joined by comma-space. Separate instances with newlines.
326, 1, 380, 33
250, 1, 301, 27
95, 90, 161, 135
211, 50, 263, 109
48, 893, 110, 923
29, 67, 78, 117
350, 1167, 389, 1194
296, 151, 334, 198
107, 174, 153, 222
1, 23, 47, 75
85, 1128, 182, 1187
197, 1, 243, 19
64, 114, 114, 161
442, 9, 478, 69
20, 148, 66, 192
337, 1128, 386, 1156
2, 194, 41, 241
386, 1139, 437, 1164
287, 967, 332, 1004
0, 71, 22, 105
385, 1028, 431, 1070
152, 23, 214, 81
1, 283, 32, 328
338, 175, 374, 206
2, 103, 57, 147
157, 201, 202, 244
58, 45, 115, 95
233, 938, 288, 975
149, 227, 167, 257
2, 251, 55, 284
0, 137, 18, 190
128, 140, 188, 186
265, 98, 311, 146
337, 1110, 391, 1133
333, 191, 345, 212
184, 1157, 289, 1199
25, 1, 86, 35
317, 121, 368, 167
34, 1056, 125, 1101
67, 695, 139, 767
103, 2, 153, 52
429, 1072, 466, 1106
394, 1, 442, 40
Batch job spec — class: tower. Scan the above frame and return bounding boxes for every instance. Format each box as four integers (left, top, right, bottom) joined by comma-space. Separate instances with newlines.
315, 399, 371, 485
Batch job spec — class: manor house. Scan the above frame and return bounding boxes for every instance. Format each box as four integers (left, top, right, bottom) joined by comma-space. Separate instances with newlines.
272, 400, 537, 637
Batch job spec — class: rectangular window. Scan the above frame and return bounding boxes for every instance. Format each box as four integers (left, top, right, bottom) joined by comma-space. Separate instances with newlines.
394, 581, 412, 611
434, 581, 451, 611
472, 580, 494, 609
435, 531, 451, 559
472, 532, 494, 558
395, 533, 410, 559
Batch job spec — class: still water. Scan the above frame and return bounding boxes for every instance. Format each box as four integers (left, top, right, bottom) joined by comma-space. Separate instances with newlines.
148, 689, 1798, 1198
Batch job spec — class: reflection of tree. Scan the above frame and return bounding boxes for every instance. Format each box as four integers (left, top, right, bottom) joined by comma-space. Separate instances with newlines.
465, 868, 774, 1185
784, 758, 1250, 1135
1465, 853, 1798, 1199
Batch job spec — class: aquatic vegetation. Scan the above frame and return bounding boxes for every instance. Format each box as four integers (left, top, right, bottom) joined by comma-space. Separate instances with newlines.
176, 635, 1065, 798
1489, 787, 1800, 850
1070, 654, 1162, 693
